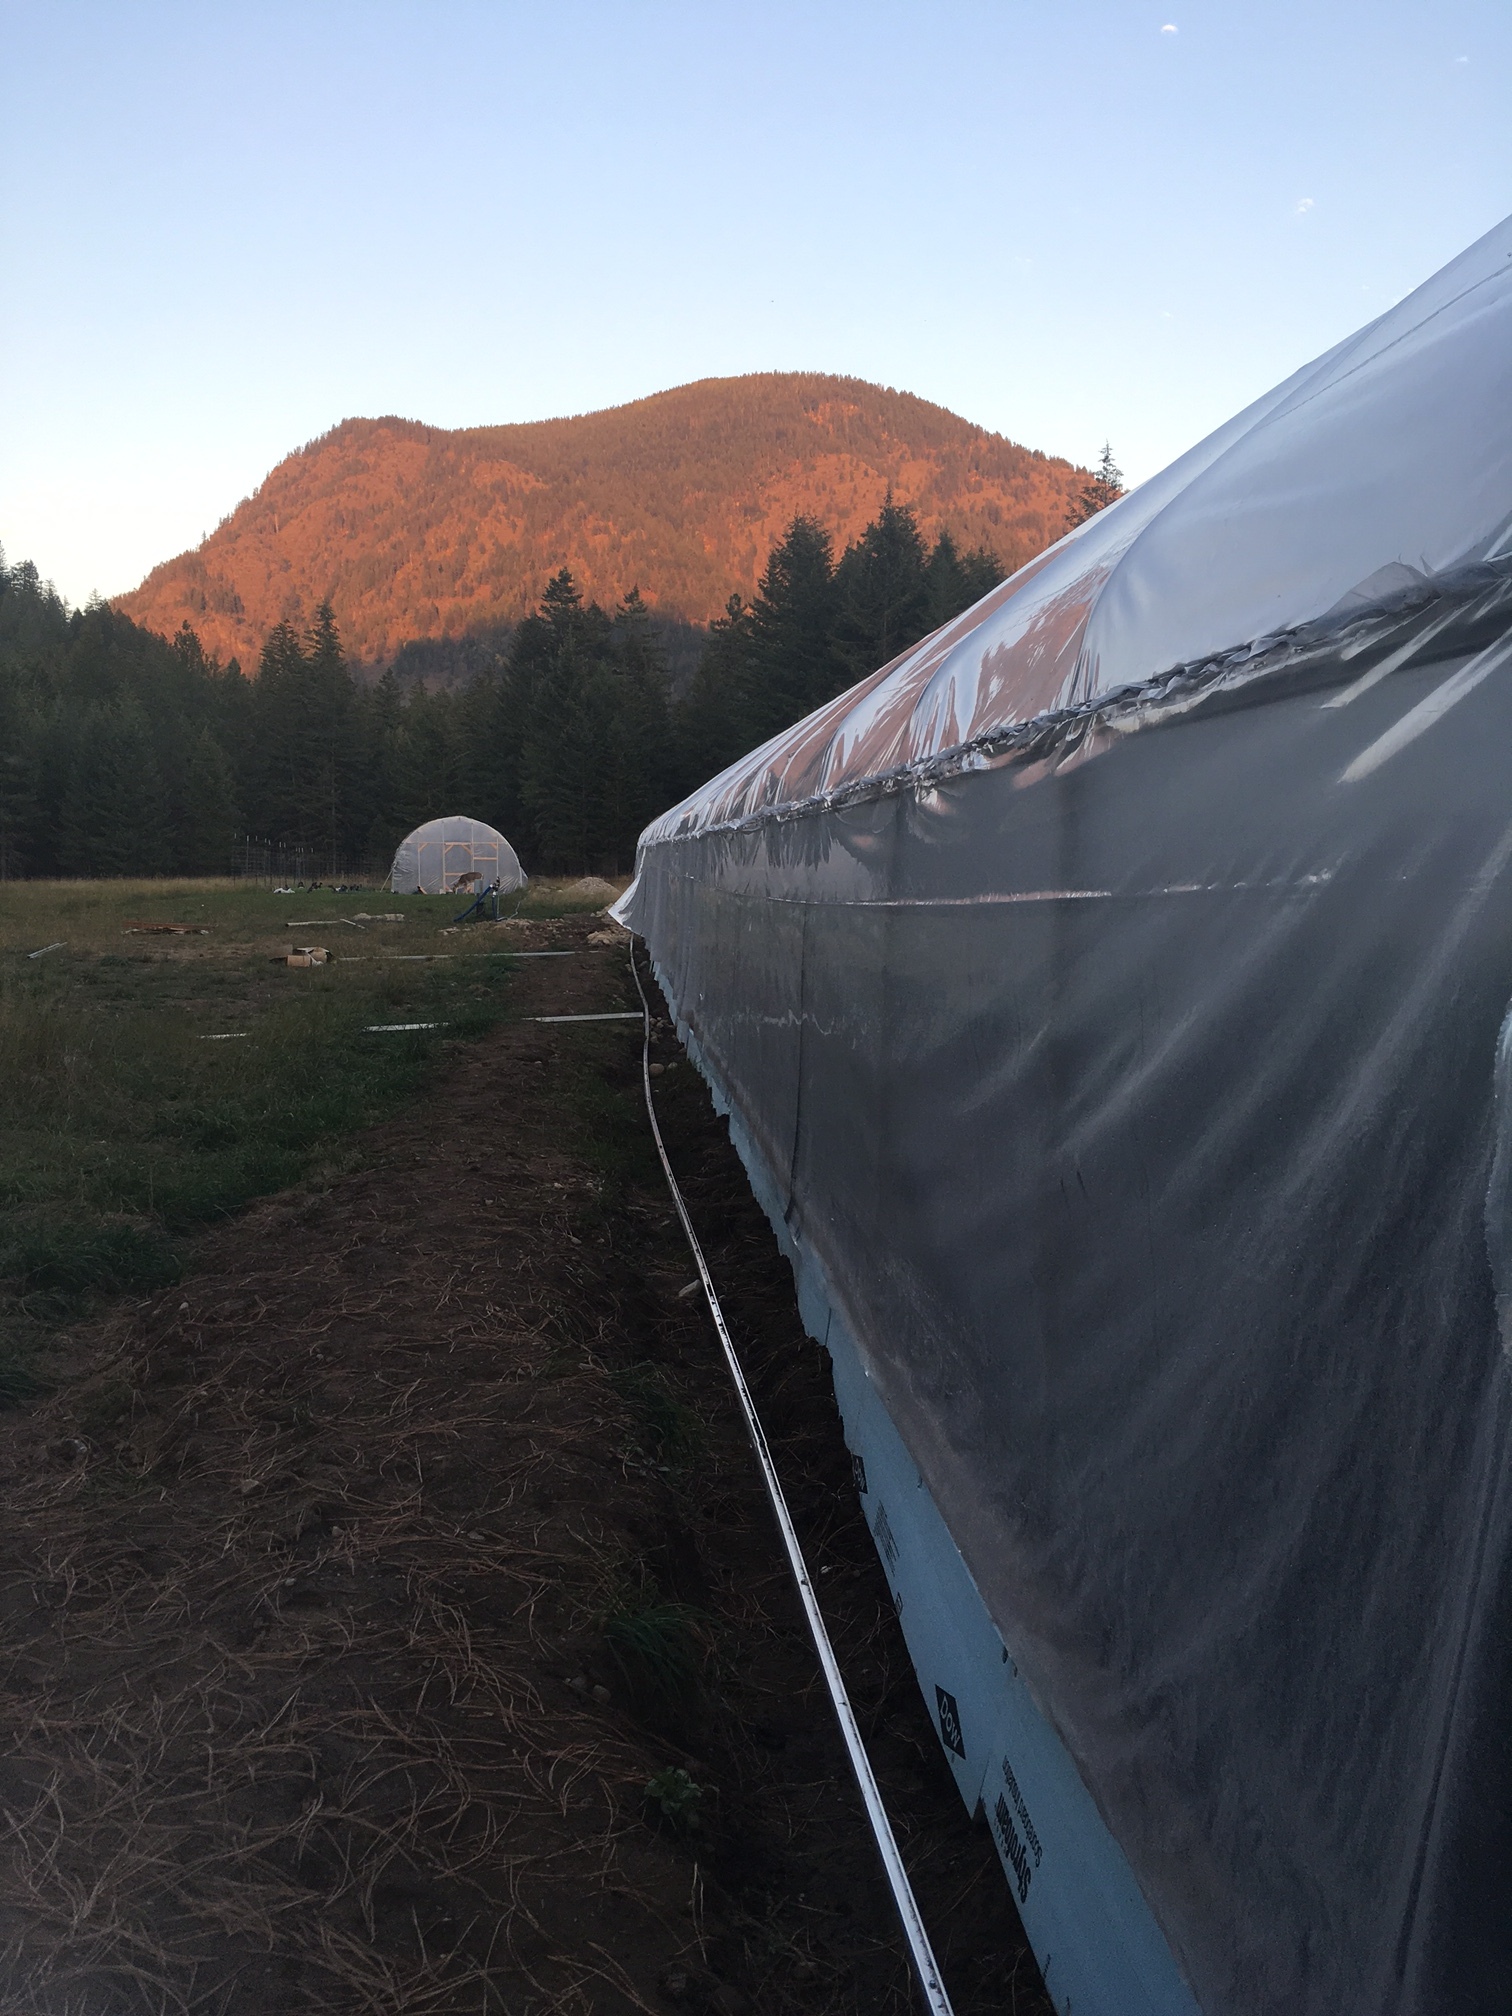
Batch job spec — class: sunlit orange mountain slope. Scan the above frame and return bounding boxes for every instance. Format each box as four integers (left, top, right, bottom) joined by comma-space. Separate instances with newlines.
117, 373, 1089, 666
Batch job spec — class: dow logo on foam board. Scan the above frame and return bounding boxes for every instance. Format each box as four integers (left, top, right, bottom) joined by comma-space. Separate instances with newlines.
935, 1686, 966, 1758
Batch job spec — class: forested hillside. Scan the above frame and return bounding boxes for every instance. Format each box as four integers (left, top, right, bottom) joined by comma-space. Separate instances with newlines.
0, 493, 1018, 880
115, 374, 1087, 666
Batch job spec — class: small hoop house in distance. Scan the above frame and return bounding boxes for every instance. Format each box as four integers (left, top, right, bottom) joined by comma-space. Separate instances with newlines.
389, 816, 526, 896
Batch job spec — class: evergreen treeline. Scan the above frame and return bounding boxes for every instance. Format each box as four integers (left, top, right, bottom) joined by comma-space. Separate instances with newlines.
0, 497, 1002, 881
678, 496, 1003, 784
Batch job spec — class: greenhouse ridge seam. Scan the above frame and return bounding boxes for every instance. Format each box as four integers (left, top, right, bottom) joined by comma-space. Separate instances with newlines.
637, 561, 1512, 854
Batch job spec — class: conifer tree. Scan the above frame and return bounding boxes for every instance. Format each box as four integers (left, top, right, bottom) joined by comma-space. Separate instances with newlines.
59, 702, 170, 877
833, 492, 929, 684
171, 620, 212, 681
673, 593, 754, 793
394, 686, 470, 834
604, 587, 673, 854
247, 607, 358, 867
177, 729, 241, 875
1066, 443, 1125, 528
924, 528, 1006, 629
249, 621, 309, 842
0, 679, 36, 880
745, 517, 841, 738
356, 667, 407, 869
957, 541, 1008, 607
452, 662, 506, 835
211, 657, 255, 835
305, 602, 357, 871
519, 620, 600, 870
924, 528, 968, 631
503, 571, 592, 867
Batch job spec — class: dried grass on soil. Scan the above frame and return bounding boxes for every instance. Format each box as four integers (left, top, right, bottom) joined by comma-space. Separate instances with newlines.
0, 917, 1049, 2015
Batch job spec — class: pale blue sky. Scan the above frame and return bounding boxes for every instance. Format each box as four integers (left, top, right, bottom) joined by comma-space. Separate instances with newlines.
3, 0, 1509, 607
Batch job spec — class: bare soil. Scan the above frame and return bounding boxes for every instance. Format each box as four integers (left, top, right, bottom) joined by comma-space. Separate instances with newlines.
0, 913, 1050, 2015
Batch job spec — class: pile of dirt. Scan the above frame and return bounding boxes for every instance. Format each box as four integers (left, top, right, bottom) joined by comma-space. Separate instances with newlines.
0, 919, 1049, 2015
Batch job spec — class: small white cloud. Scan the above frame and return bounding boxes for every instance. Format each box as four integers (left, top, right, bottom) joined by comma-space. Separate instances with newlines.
1295, 196, 1316, 215
1454, 54, 1469, 63
1160, 22, 1178, 32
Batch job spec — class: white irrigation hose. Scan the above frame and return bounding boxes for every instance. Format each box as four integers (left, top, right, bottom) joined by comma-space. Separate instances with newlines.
629, 946, 956, 2016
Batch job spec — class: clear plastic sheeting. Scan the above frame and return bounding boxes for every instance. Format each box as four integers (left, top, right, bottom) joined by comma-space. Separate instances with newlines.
389, 816, 524, 896
617, 216, 1512, 2014
637, 214, 1512, 848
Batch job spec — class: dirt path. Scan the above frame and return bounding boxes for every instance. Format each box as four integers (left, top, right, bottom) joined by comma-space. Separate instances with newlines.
0, 916, 1049, 2015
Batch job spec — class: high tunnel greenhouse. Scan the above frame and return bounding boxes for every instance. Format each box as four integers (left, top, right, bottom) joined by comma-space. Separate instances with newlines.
615, 215, 1512, 2015
389, 817, 525, 897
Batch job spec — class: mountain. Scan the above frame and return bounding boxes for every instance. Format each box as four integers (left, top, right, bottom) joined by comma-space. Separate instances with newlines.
115, 373, 1089, 666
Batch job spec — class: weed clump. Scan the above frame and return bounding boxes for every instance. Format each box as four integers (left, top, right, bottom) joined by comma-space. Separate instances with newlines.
603, 1596, 705, 1731
644, 1765, 705, 1836
611, 1361, 705, 1478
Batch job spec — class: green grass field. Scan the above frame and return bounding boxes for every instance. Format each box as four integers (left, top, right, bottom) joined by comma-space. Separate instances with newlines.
0, 875, 624, 1387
